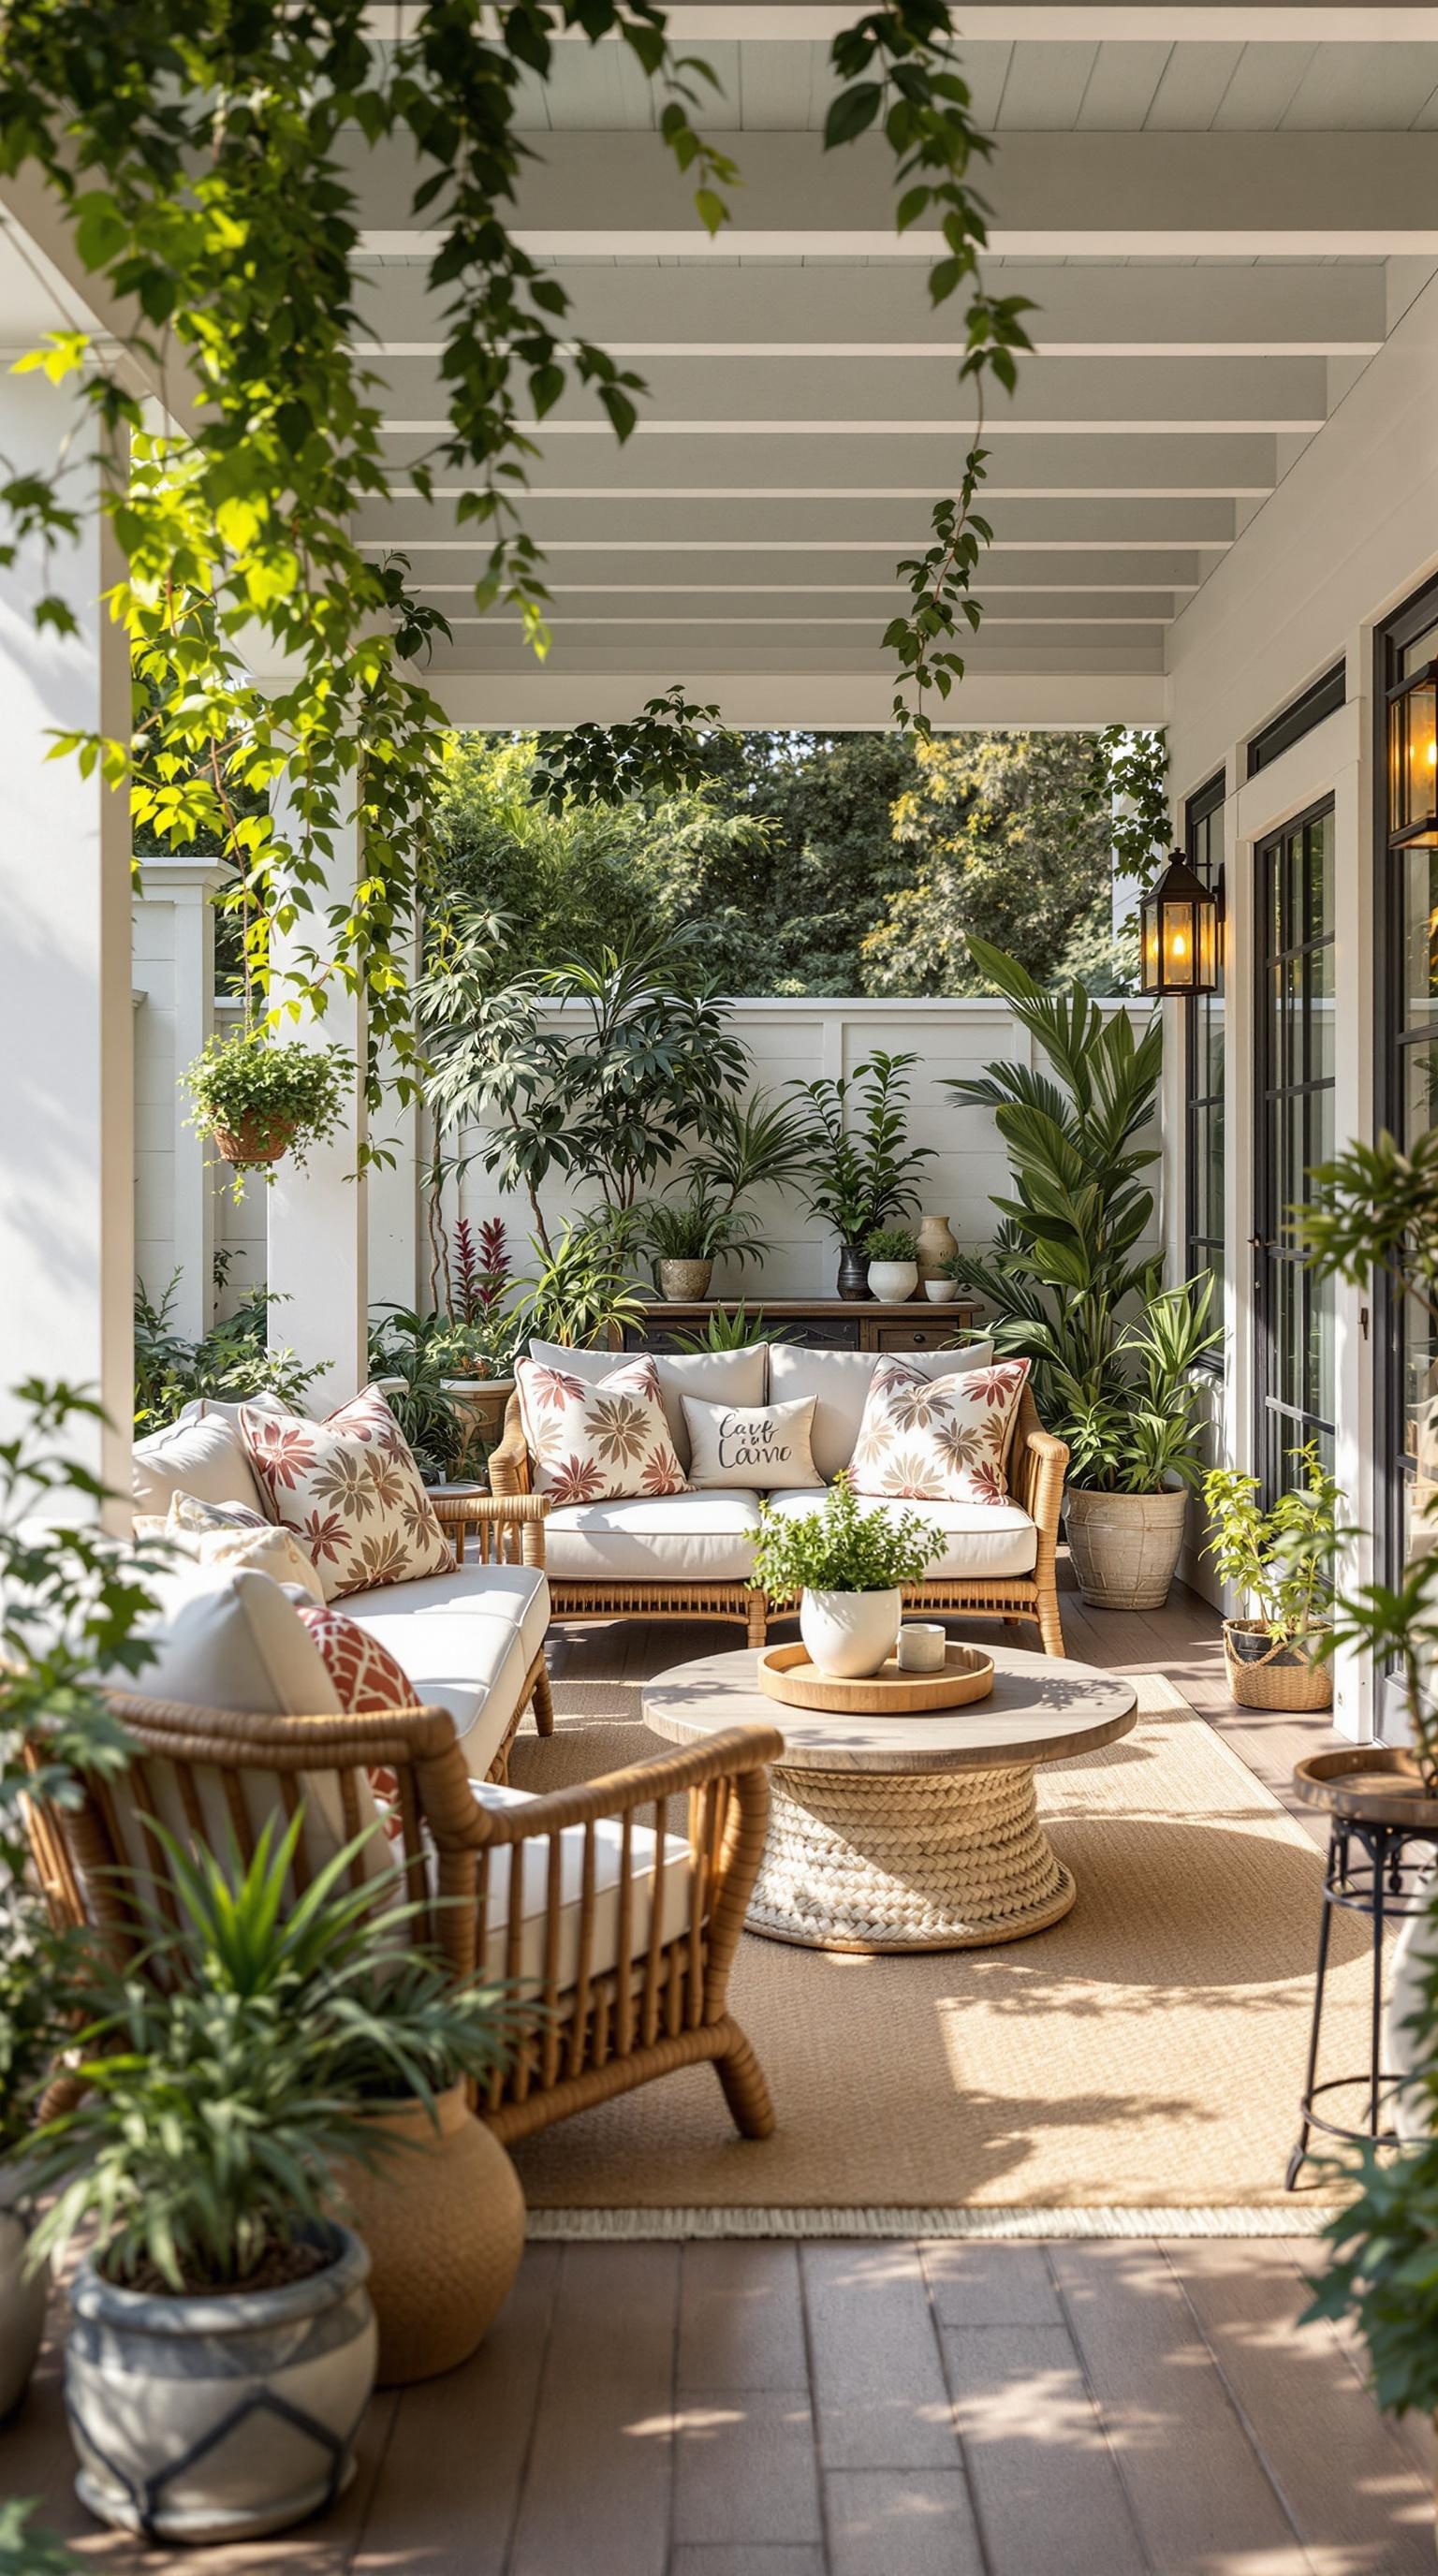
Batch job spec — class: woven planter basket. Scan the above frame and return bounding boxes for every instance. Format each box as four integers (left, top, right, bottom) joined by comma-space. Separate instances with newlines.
1064, 1486, 1188, 1612
211, 1116, 296, 1167
1223, 1618, 1333, 1712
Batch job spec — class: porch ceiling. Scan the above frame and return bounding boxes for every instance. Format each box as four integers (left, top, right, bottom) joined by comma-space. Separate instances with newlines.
7, 4, 1438, 724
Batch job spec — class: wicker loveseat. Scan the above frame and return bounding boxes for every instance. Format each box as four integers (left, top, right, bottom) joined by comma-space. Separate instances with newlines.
492, 1340, 1069, 1659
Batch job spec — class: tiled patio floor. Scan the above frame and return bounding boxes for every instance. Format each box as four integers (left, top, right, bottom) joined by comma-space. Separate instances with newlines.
8, 1578, 1431, 2575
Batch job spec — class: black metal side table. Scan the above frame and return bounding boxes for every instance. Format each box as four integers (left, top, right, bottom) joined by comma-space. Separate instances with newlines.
1286, 1749, 1438, 2191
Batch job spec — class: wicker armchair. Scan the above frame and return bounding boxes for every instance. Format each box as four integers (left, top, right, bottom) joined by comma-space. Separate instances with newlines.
491, 1382, 1069, 1658
25, 1694, 781, 2148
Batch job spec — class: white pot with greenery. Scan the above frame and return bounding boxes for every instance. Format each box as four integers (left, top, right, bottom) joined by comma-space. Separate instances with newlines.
1061, 1281, 1222, 1612
751, 1472, 944, 1679
864, 1226, 920, 1304
1202, 1443, 1340, 1711
183, 1030, 351, 1196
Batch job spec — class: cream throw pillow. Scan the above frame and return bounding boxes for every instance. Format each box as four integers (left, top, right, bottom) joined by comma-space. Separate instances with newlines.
160, 1492, 326, 1603
850, 1356, 1032, 1506
681, 1394, 818, 1491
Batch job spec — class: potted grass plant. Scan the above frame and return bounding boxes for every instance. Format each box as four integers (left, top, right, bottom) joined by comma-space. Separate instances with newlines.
641, 1183, 760, 1303
864, 1225, 920, 1305
1202, 1442, 1341, 1710
751, 1471, 944, 1678
183, 1030, 351, 1195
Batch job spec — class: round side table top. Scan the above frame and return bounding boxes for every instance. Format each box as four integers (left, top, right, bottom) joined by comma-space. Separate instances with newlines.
642, 1643, 1136, 1775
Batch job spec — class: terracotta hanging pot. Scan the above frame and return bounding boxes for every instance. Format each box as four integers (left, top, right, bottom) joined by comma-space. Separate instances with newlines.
211, 1117, 297, 1167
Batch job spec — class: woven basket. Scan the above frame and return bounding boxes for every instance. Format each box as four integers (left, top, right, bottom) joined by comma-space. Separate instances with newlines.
211, 1116, 295, 1167
1223, 1618, 1333, 1712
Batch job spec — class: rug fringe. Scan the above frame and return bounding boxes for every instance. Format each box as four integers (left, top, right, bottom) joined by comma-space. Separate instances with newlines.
526, 2203, 1344, 2243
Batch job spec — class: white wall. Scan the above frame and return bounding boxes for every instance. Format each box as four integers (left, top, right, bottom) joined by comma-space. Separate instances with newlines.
1162, 265, 1438, 1740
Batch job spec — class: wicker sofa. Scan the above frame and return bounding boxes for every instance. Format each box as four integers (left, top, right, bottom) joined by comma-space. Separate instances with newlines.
492, 1339, 1069, 1658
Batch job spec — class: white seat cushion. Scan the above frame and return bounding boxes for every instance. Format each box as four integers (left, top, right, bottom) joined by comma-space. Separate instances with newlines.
470, 1781, 692, 1989
343, 1565, 550, 1775
525, 1339, 768, 1474
769, 1342, 993, 1482
545, 1489, 763, 1585
762, 1486, 1037, 1580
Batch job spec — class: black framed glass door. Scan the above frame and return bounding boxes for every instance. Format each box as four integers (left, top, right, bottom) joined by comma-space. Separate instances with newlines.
1254, 800, 1336, 1498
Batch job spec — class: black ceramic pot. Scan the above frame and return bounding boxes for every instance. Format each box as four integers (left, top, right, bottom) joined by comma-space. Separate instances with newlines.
836, 1242, 870, 1301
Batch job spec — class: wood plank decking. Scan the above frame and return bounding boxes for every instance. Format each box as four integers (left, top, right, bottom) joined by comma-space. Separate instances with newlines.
7, 1576, 1430, 2576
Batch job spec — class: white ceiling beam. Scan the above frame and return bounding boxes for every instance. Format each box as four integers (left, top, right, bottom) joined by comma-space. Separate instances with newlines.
355, 132, 1438, 258
373, 432, 1275, 498
423, 665, 1166, 726
364, 7, 1438, 43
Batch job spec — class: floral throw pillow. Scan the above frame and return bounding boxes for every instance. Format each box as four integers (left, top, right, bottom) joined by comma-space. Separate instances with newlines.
515, 1352, 688, 1506
295, 1603, 420, 1844
850, 1356, 1031, 1507
240, 1387, 455, 1601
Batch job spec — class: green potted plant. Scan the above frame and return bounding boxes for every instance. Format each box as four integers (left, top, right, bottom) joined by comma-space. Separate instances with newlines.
1060, 1279, 1223, 1610
750, 1471, 944, 1678
864, 1225, 920, 1305
788, 1053, 935, 1300
641, 1184, 760, 1304
183, 1029, 351, 1195
1202, 1442, 1341, 1710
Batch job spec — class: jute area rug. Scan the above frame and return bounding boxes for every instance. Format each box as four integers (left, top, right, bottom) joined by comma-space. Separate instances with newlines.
507, 1676, 1365, 2236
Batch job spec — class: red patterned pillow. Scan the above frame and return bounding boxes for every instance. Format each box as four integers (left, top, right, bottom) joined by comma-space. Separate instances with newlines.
514, 1350, 687, 1505
241, 1386, 454, 1601
296, 1603, 418, 1843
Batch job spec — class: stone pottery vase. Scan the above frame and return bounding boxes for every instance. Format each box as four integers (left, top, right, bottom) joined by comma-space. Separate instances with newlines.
656, 1256, 713, 1302
0, 2165, 47, 2421
800, 1586, 902, 1679
867, 1260, 919, 1306
1064, 1486, 1189, 1611
836, 1242, 870, 1301
337, 2086, 525, 2387
915, 1214, 959, 1285
1223, 1618, 1333, 1712
65, 2220, 376, 2543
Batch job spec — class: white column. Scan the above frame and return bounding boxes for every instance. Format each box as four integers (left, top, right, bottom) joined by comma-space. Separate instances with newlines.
134, 857, 228, 1339
0, 373, 132, 1518
366, 916, 420, 1318
265, 798, 368, 1405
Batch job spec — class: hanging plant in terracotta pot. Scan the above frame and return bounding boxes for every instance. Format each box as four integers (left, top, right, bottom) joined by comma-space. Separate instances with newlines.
183, 1030, 351, 1197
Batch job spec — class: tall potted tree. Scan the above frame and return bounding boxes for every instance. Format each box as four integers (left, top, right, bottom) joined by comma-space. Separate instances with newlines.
789, 1053, 936, 1299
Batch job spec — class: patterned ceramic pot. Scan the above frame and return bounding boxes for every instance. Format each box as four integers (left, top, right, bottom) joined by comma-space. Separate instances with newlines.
800, 1587, 902, 1679
657, 1257, 713, 1302
867, 1261, 918, 1306
1064, 1486, 1189, 1611
66, 2221, 376, 2543
0, 2166, 47, 2421
335, 2086, 525, 2387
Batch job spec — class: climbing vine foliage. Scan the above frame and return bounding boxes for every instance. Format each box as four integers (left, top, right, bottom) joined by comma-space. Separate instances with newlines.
0, 0, 1027, 1070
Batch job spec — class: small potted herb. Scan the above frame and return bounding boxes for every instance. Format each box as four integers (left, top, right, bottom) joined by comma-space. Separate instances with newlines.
751, 1471, 944, 1678
864, 1226, 920, 1305
1202, 1442, 1341, 1710
183, 1030, 351, 1195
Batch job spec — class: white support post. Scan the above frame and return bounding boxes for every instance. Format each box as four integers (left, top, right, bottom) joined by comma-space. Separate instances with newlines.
0, 374, 133, 1519
366, 917, 420, 1319
265, 801, 368, 1407
133, 856, 228, 1339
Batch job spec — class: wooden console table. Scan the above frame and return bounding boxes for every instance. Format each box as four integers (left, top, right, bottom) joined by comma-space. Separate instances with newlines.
620, 1296, 982, 1354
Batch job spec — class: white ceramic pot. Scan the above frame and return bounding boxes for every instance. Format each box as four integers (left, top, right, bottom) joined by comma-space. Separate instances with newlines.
867, 1262, 918, 1306
1064, 1485, 1189, 1612
800, 1587, 902, 1679
924, 1278, 959, 1304
66, 2221, 376, 2543
0, 2165, 48, 2421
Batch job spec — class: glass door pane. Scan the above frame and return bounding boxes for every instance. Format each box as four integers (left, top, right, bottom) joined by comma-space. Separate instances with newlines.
1255, 803, 1337, 1497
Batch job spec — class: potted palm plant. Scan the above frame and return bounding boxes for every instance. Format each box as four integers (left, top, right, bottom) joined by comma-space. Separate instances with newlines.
1202, 1442, 1341, 1710
183, 1030, 351, 1195
1061, 1280, 1223, 1610
751, 1471, 944, 1678
789, 1053, 935, 1299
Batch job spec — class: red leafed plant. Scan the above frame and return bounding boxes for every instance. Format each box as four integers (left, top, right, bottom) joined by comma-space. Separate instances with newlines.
451, 1216, 509, 1325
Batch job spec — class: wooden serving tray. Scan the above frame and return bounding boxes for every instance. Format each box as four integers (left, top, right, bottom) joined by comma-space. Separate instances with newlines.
757, 1640, 995, 1715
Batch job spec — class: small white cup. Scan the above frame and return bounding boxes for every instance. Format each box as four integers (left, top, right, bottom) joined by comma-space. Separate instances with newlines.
896, 1622, 946, 1674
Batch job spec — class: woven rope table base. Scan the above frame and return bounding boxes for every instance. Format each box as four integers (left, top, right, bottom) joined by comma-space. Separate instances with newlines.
746, 1760, 1076, 1954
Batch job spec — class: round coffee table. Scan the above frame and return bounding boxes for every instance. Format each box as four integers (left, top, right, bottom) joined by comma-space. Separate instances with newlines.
642, 1644, 1137, 1954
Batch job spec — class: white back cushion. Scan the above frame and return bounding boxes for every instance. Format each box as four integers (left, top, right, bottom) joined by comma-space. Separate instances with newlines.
132, 1414, 269, 1519
525, 1339, 768, 1472
769, 1339, 993, 1481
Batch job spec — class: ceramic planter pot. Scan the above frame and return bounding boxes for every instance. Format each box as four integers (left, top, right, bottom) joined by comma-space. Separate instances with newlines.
66, 2220, 376, 2543
0, 2166, 47, 2421
836, 1243, 870, 1301
1064, 1486, 1189, 1611
867, 1261, 918, 1306
924, 1278, 960, 1304
656, 1257, 713, 1302
800, 1587, 902, 1679
915, 1214, 959, 1284
211, 1116, 296, 1167
1223, 1618, 1334, 1712
335, 2086, 525, 2387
